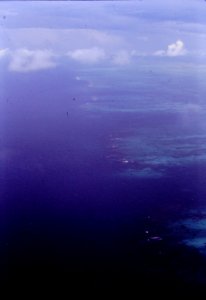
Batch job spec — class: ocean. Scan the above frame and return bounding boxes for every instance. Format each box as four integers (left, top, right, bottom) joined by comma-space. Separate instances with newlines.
1, 58, 206, 291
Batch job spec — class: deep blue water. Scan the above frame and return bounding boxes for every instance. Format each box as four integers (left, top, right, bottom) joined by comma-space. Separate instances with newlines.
1, 62, 206, 291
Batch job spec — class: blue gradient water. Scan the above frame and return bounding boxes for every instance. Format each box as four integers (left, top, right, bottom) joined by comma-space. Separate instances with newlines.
1, 59, 206, 290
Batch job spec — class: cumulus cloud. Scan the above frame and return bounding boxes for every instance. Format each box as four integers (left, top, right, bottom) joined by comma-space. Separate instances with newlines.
67, 47, 106, 64
8, 48, 57, 72
167, 40, 186, 56
154, 40, 187, 57
112, 50, 130, 65
0, 48, 10, 59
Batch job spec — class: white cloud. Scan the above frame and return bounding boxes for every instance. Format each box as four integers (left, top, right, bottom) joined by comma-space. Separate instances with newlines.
0, 48, 10, 59
87, 30, 121, 46
8, 48, 57, 72
67, 47, 106, 64
3, 28, 122, 52
153, 50, 165, 56
167, 40, 186, 56
154, 40, 187, 57
112, 50, 130, 65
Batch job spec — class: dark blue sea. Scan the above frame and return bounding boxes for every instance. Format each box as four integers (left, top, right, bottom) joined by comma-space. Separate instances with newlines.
1, 59, 206, 292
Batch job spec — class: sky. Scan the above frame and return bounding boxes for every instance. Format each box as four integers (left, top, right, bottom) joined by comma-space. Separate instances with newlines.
0, 0, 206, 73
